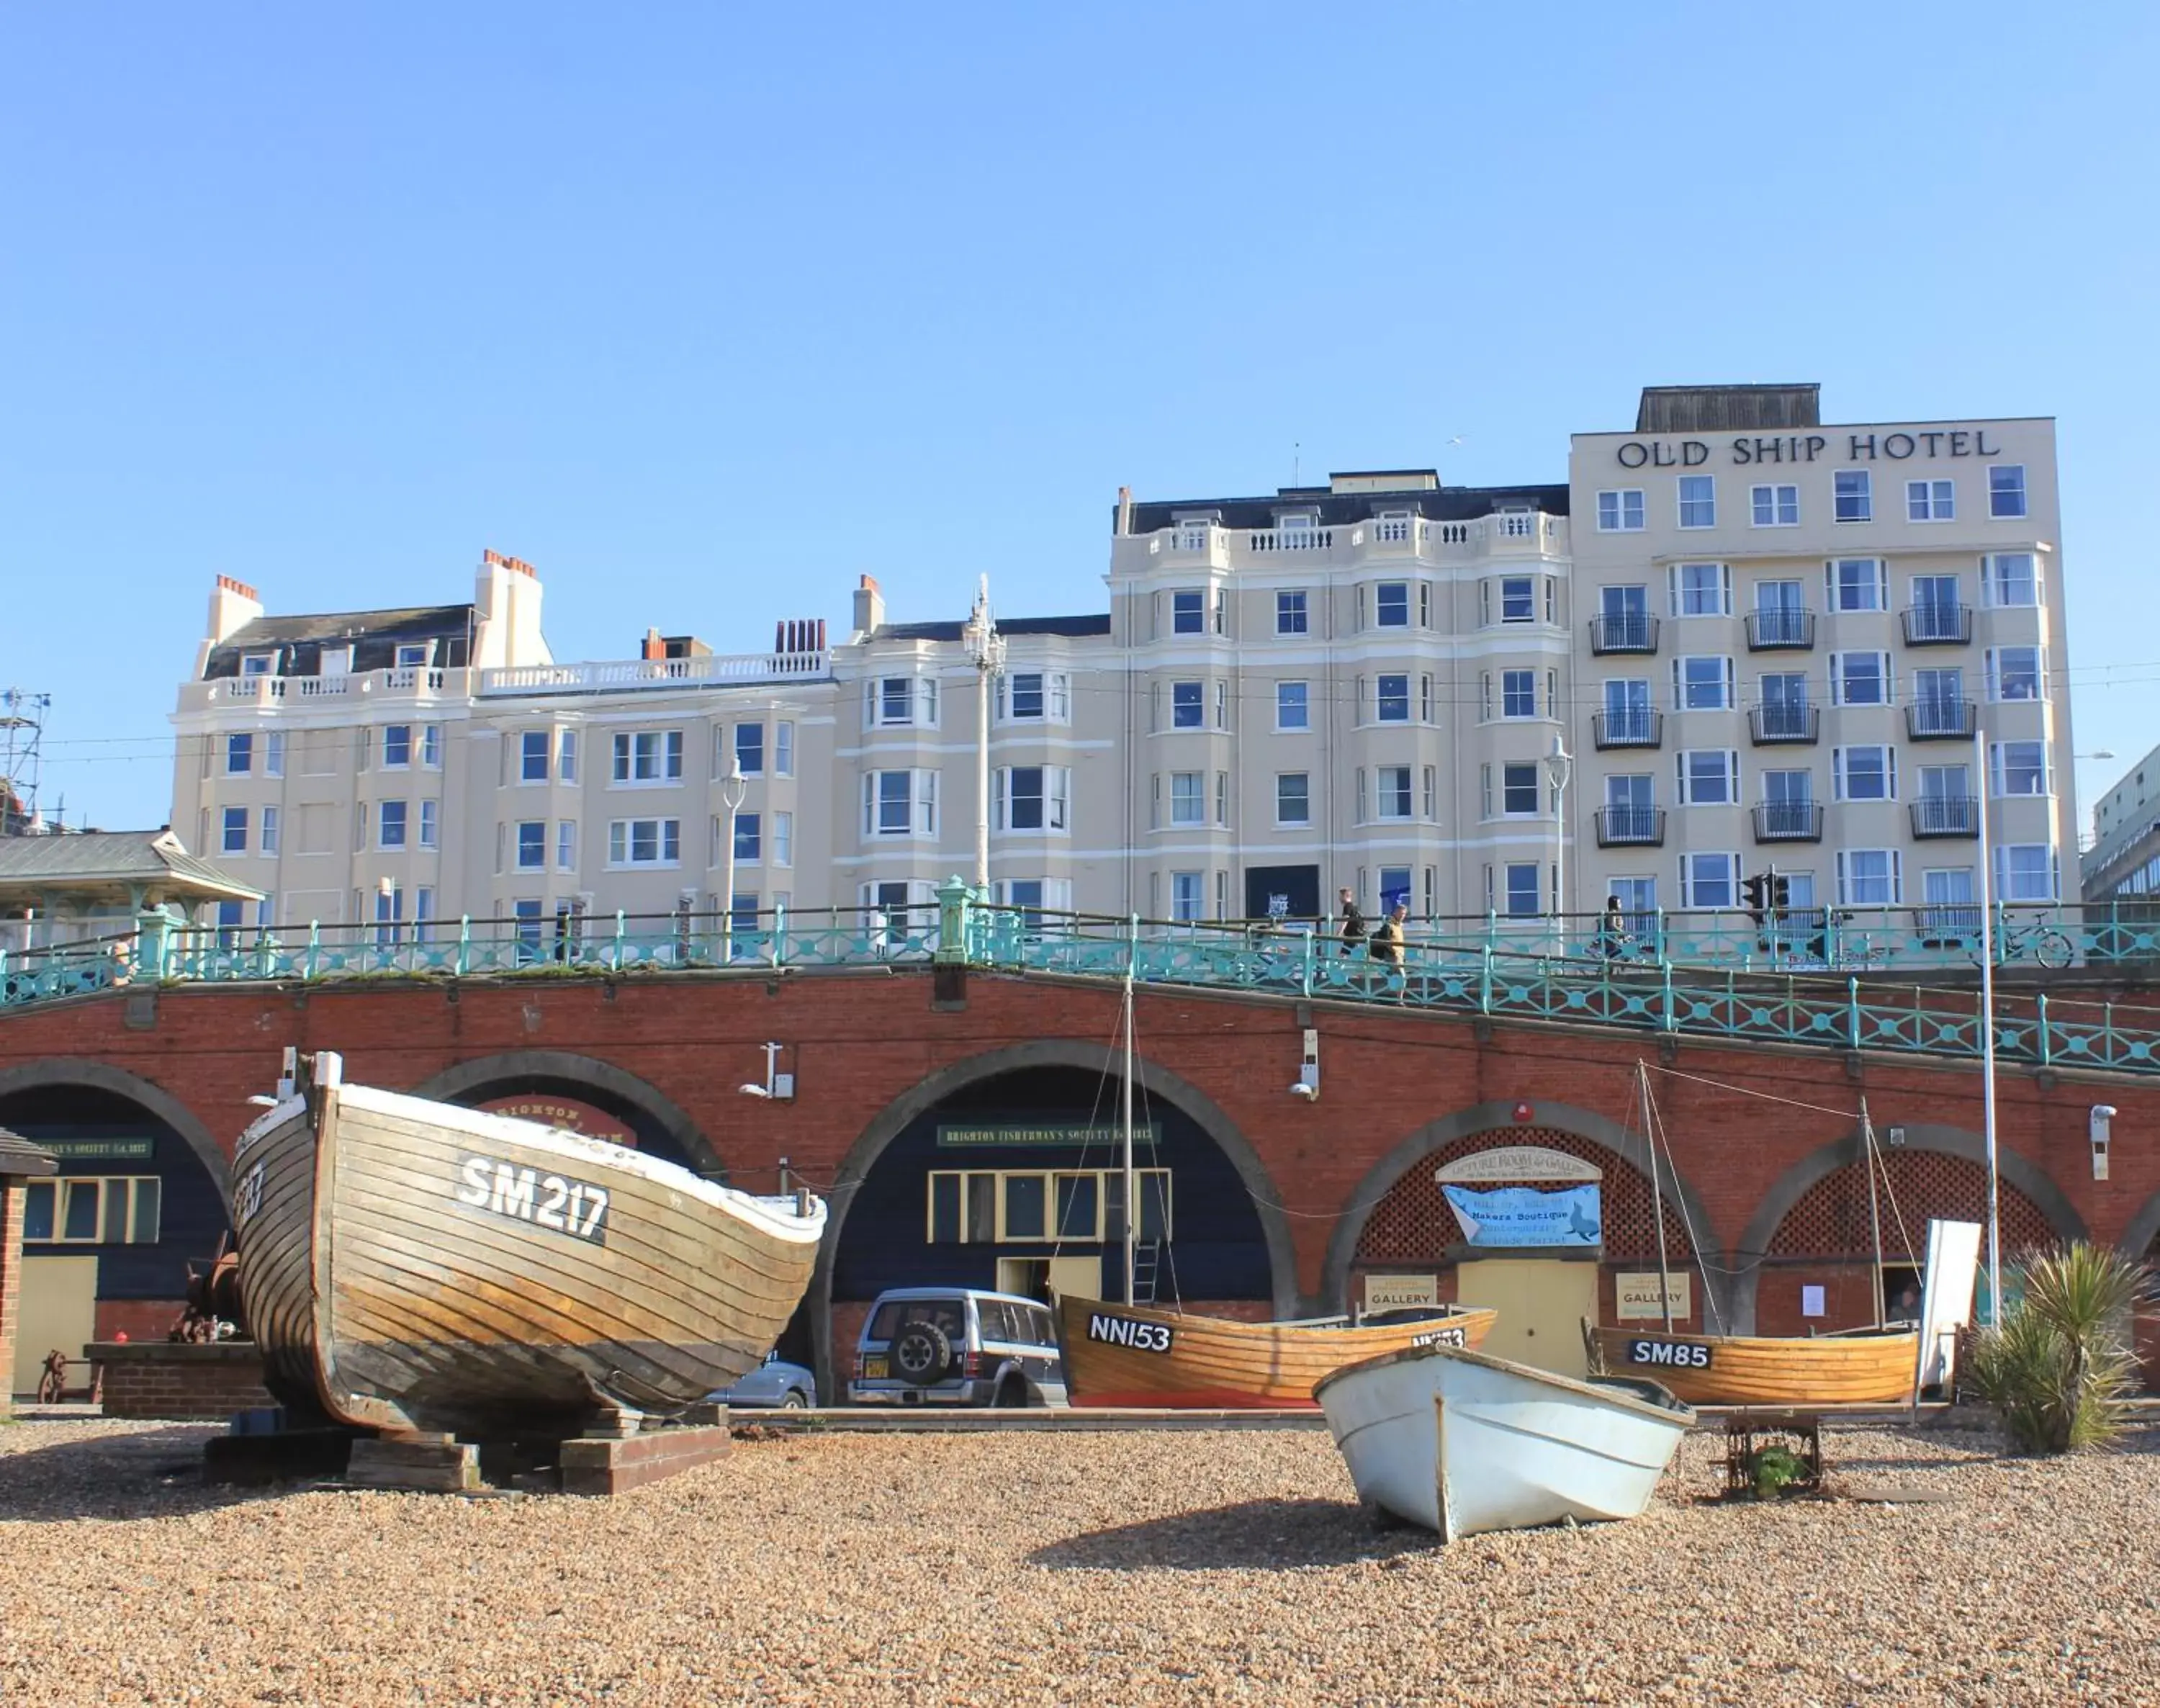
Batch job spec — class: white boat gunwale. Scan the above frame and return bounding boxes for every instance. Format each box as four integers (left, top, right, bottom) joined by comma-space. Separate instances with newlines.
1318, 1340, 1694, 1426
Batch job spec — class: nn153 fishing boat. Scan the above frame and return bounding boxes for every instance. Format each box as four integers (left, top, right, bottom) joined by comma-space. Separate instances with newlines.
232, 1049, 826, 1437
1315, 1341, 1694, 1540
1055, 1295, 1498, 1409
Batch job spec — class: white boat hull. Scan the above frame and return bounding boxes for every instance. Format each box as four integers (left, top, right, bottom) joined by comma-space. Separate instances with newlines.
1315, 1344, 1694, 1540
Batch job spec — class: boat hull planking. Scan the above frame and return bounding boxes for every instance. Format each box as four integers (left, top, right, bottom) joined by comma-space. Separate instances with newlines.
1588, 1324, 1920, 1406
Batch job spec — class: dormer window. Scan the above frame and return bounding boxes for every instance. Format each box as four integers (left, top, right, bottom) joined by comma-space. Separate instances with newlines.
320, 644, 354, 678
395, 642, 431, 669
1279, 513, 1318, 541
240, 653, 275, 678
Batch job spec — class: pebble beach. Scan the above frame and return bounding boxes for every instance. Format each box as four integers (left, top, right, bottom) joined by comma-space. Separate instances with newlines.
1, 1416, 2155, 1706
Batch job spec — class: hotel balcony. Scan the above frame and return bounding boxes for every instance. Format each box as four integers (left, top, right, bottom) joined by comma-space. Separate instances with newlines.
179, 666, 467, 714
1594, 805, 1665, 848
478, 648, 832, 697
1748, 704, 1820, 745
1752, 801, 1824, 843
1745, 609, 1817, 651
1588, 613, 1659, 655
1902, 603, 1974, 646
1591, 709, 1662, 750
1126, 511, 1570, 577
1906, 698, 1978, 740
1910, 796, 1981, 838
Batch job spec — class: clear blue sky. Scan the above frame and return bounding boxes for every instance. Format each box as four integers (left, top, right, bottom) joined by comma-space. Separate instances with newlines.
4, 2, 2156, 831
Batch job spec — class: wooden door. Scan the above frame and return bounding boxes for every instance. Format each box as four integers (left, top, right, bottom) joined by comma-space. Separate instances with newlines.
1454, 1259, 1598, 1377
12, 1255, 98, 1397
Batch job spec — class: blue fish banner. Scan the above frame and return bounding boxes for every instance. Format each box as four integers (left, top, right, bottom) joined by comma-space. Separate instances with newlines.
1441, 1184, 1603, 1248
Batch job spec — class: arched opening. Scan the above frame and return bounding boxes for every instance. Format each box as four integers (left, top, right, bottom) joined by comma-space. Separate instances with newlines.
0, 1075, 230, 1394
814, 1049, 1287, 1400
410, 1052, 718, 1177
1753, 1147, 2064, 1336
1346, 1124, 1701, 1376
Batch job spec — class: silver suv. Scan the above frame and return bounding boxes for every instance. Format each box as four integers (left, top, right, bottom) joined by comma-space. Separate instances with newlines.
848, 1287, 1068, 1407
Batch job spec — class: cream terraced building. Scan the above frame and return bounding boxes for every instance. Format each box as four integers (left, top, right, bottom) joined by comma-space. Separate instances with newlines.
168, 383, 2078, 940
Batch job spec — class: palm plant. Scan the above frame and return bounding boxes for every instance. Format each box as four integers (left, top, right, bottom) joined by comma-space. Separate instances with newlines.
1965, 1243, 2148, 1454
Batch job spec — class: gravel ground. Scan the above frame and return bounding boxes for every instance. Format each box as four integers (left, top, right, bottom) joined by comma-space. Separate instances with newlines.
1, 1415, 2156, 1706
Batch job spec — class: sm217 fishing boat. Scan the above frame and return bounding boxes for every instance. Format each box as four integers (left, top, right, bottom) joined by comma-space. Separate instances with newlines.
1315, 1341, 1694, 1540
232, 1049, 826, 1438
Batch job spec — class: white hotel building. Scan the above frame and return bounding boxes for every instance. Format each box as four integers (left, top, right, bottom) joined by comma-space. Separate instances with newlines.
168, 385, 2077, 938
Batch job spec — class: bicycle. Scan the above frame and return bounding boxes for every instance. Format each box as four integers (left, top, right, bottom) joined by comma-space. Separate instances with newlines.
1986, 917, 2074, 971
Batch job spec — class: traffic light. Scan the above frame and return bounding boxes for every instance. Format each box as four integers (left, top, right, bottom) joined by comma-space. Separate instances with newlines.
1741, 873, 1770, 928
1772, 876, 1793, 911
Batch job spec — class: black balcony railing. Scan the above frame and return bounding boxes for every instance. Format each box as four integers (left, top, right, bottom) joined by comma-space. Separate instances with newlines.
1907, 698, 1978, 740
1752, 801, 1824, 842
1594, 805, 1666, 847
1745, 608, 1817, 650
1749, 704, 1820, 744
1911, 796, 1981, 837
1589, 613, 1658, 655
1592, 708, 1663, 749
1902, 603, 1974, 645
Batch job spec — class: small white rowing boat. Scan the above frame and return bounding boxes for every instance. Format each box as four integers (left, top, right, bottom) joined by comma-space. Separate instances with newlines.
1315, 1342, 1694, 1540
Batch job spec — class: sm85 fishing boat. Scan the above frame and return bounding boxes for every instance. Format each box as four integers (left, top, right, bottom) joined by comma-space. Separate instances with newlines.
233, 1050, 825, 1437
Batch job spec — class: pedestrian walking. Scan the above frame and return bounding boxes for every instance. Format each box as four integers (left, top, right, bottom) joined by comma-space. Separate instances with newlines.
1338, 887, 1367, 957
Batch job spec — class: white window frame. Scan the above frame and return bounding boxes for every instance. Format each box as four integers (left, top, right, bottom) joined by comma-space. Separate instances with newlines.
1830, 651, 1892, 708
1675, 750, 1740, 807
1670, 562, 1731, 618
1596, 488, 1645, 532
1750, 483, 1799, 527
1837, 848, 1903, 907
554, 818, 574, 871
1989, 741, 2051, 799
1834, 469, 1873, 523
221, 806, 248, 855
1832, 745, 1898, 802
1169, 771, 1204, 827
1275, 680, 1310, 732
1982, 552, 2041, 608
606, 817, 682, 868
1500, 668, 1537, 719
1989, 464, 2028, 519
1676, 475, 1716, 529
259, 806, 279, 856
1276, 590, 1309, 635
863, 769, 939, 837
612, 729, 685, 784
1673, 655, 1735, 711
1374, 765, 1414, 822
1826, 557, 1888, 613
1374, 673, 1411, 724
1274, 773, 1310, 827
1994, 843, 2057, 902
996, 765, 1071, 834
1497, 761, 1540, 819
1985, 645, 2045, 704
515, 819, 547, 870
1906, 478, 1955, 522
519, 730, 551, 783
1678, 852, 1739, 909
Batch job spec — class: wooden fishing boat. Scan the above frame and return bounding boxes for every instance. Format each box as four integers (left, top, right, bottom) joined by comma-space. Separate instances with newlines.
1584, 1323, 1920, 1406
232, 1049, 825, 1437
1316, 1341, 1693, 1539
1056, 1295, 1496, 1408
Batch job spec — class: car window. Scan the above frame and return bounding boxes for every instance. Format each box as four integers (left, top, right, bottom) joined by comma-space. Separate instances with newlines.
865, 1298, 966, 1344
1028, 1307, 1058, 1349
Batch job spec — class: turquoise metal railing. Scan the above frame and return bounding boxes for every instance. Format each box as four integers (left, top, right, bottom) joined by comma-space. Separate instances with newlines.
10, 891, 2160, 1076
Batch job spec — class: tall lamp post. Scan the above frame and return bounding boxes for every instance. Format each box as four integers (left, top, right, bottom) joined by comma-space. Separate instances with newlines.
1543, 734, 1573, 945
719, 758, 747, 962
961, 575, 1005, 894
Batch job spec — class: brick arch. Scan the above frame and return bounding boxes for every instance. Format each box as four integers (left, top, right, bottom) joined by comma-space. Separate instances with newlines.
0, 1058, 233, 1209
1317, 1099, 1728, 1329
1729, 1123, 2086, 1333
806, 1038, 1295, 1401
2119, 1190, 2160, 1262
408, 1051, 719, 1175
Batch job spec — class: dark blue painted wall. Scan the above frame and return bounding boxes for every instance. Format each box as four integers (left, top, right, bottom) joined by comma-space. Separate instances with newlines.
0, 1087, 226, 1302
832, 1066, 1270, 1303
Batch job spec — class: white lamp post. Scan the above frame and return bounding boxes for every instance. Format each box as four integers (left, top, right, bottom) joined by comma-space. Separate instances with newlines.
1543, 734, 1573, 942
961, 575, 1006, 894
719, 758, 747, 961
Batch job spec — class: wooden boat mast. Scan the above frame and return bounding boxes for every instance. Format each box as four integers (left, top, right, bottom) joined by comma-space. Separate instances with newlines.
1861, 1100, 1886, 1331
1121, 969, 1138, 1308
1636, 1061, 1674, 1330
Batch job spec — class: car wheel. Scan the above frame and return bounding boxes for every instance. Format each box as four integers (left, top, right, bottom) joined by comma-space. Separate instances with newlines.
781, 1390, 809, 1409
890, 1320, 954, 1385
992, 1376, 1027, 1409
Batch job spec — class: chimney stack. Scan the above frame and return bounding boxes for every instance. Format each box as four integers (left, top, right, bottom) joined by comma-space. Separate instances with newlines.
852, 575, 885, 640
197, 575, 264, 675
1115, 485, 1133, 536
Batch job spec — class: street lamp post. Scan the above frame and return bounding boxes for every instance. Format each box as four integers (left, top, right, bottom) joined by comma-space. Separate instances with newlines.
719, 758, 747, 962
1543, 734, 1573, 945
961, 575, 1006, 895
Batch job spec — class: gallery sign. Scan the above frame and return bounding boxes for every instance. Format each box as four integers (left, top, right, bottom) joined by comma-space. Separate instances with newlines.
1615, 1272, 1692, 1321
1362, 1273, 1440, 1313
1436, 1146, 1601, 1185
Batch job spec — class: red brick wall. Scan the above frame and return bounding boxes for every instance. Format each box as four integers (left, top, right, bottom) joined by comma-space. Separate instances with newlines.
4, 968, 2158, 1319
0, 1180, 22, 1418
92, 1343, 274, 1421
